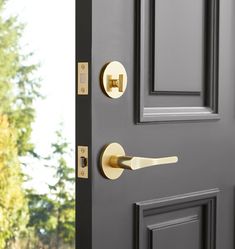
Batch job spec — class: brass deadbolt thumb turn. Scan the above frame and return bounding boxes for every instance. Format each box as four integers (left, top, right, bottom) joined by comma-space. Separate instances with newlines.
100, 61, 127, 99
100, 143, 178, 180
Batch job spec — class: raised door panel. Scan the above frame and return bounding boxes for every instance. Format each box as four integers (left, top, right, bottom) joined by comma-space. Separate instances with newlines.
135, 189, 218, 249
136, 0, 219, 122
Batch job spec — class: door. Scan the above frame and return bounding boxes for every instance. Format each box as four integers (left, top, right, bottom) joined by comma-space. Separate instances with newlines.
77, 0, 235, 249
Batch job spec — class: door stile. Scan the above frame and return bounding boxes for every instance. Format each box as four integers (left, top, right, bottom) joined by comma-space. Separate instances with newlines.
76, 0, 93, 248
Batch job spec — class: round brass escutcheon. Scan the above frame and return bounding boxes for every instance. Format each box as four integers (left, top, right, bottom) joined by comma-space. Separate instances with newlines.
100, 143, 125, 180
100, 61, 127, 99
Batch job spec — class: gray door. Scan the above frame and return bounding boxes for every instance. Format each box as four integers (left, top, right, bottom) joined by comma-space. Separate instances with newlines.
77, 0, 235, 249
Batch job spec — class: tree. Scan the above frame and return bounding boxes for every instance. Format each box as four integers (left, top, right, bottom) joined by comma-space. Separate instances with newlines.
0, 115, 28, 249
27, 192, 57, 248
50, 128, 75, 248
0, 1, 74, 248
27, 128, 75, 249
0, 0, 41, 156
0, 0, 41, 247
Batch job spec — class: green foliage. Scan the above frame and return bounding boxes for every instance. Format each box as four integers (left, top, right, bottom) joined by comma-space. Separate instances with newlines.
0, 115, 28, 249
27, 128, 75, 249
27, 192, 57, 247
0, 0, 41, 247
50, 130, 75, 248
0, 1, 74, 248
0, 0, 41, 156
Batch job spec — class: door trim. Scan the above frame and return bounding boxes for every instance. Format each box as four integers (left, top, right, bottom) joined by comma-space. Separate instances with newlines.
136, 0, 220, 123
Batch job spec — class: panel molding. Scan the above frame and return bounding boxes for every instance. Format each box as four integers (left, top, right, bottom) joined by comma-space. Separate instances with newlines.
149, 215, 200, 249
143, 106, 218, 122
136, 0, 220, 123
135, 189, 219, 249
148, 214, 199, 231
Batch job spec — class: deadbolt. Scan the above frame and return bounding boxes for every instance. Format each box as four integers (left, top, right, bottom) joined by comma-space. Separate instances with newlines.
100, 143, 178, 180
100, 61, 127, 99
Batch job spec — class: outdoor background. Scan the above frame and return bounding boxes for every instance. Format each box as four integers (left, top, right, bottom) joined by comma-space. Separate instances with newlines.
0, 0, 75, 248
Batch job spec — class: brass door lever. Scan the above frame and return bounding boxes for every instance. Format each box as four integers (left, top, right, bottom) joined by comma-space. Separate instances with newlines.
100, 143, 178, 180
109, 155, 178, 170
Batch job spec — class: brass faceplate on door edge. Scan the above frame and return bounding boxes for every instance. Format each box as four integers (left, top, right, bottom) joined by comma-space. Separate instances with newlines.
78, 146, 88, 179
77, 62, 89, 95
100, 61, 127, 99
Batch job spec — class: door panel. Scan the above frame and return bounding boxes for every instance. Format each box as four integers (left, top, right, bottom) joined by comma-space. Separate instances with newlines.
136, 189, 218, 249
153, 0, 204, 93
77, 0, 235, 248
137, 0, 219, 122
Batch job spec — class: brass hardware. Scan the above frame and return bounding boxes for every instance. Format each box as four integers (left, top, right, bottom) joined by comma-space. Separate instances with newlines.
107, 75, 124, 92
100, 143, 178, 180
78, 146, 88, 178
100, 143, 125, 180
101, 61, 127, 99
78, 62, 89, 95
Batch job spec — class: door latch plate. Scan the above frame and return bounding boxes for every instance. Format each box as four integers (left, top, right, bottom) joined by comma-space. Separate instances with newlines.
78, 146, 88, 178
77, 62, 89, 95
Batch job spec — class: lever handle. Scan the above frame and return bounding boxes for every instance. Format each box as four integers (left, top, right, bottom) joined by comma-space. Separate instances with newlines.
109, 155, 178, 170
100, 143, 178, 180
